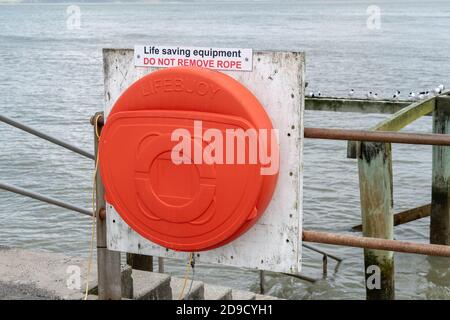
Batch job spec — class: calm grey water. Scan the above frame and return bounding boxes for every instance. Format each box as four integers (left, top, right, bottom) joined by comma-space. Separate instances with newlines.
1, 1, 449, 299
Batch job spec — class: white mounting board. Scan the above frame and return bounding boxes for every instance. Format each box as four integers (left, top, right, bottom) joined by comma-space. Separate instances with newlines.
103, 49, 304, 274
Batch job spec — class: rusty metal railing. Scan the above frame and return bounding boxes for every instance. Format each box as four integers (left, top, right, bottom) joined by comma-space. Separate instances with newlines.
0, 114, 93, 216
303, 92, 450, 300
0, 114, 94, 160
302, 230, 450, 258
304, 127, 450, 145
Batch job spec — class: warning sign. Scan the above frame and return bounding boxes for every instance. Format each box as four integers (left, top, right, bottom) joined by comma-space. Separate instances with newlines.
134, 45, 253, 71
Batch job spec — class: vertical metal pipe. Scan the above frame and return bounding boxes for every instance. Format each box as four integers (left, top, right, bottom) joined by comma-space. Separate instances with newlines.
158, 257, 165, 273
322, 255, 328, 278
357, 141, 395, 300
94, 112, 122, 300
259, 270, 265, 294
431, 96, 450, 245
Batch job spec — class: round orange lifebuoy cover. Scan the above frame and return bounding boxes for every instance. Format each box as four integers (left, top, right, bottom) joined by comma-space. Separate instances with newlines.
99, 67, 278, 252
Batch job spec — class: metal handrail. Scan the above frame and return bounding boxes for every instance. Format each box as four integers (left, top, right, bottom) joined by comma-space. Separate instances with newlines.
303, 230, 450, 258
304, 128, 450, 145
0, 114, 94, 160
0, 182, 92, 216
0, 114, 94, 217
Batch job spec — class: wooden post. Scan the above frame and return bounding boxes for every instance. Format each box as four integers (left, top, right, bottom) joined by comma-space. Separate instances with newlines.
126, 253, 153, 272
358, 141, 395, 300
94, 112, 122, 300
322, 255, 328, 278
431, 96, 450, 245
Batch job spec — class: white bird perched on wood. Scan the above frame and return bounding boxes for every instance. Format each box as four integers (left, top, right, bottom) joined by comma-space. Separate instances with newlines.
309, 91, 315, 97
366, 91, 373, 99
316, 91, 322, 97
434, 87, 442, 95
409, 92, 417, 100
393, 90, 401, 100
438, 84, 445, 91
373, 93, 379, 100
418, 91, 430, 100
348, 89, 355, 97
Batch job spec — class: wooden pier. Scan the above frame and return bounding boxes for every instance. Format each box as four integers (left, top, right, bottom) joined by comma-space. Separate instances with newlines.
305, 92, 450, 300
1, 89, 449, 300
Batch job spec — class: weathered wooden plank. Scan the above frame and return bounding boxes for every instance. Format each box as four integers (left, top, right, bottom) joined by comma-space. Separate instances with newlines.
126, 253, 153, 272
306, 97, 410, 114
373, 99, 435, 132
94, 113, 122, 300
352, 203, 431, 232
358, 141, 395, 300
347, 97, 437, 158
431, 96, 450, 245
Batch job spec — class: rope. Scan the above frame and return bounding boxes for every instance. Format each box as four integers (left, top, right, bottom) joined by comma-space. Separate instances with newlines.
84, 114, 102, 300
178, 252, 194, 300
186, 255, 196, 297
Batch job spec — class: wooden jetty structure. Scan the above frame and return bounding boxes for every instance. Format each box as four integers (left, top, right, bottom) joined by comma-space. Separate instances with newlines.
305, 93, 450, 300
1, 72, 450, 299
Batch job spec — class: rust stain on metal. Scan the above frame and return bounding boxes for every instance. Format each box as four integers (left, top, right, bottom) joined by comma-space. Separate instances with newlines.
304, 127, 450, 146
302, 230, 450, 258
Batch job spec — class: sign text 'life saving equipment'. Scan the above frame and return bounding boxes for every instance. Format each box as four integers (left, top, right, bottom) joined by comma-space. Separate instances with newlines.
134, 45, 253, 71
99, 67, 279, 252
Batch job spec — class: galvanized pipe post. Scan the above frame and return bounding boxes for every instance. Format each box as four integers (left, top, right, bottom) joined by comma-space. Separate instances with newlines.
259, 270, 265, 294
357, 141, 395, 300
431, 96, 450, 245
322, 255, 328, 278
93, 112, 122, 300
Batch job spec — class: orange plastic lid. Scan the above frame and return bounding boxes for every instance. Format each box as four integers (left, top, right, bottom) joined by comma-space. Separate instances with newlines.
99, 67, 278, 252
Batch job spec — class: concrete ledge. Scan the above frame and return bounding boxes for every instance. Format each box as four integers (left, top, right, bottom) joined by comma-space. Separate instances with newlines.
204, 284, 232, 300
232, 289, 256, 300
132, 270, 172, 300
170, 276, 204, 300
0, 247, 284, 300
0, 281, 58, 300
255, 293, 282, 300
0, 247, 93, 300
88, 265, 133, 299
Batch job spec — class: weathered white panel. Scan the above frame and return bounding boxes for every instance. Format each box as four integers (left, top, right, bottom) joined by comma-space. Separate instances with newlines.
103, 49, 304, 274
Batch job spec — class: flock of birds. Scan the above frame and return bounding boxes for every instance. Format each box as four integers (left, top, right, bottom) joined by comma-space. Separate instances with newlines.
308, 84, 446, 101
